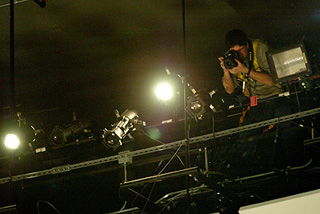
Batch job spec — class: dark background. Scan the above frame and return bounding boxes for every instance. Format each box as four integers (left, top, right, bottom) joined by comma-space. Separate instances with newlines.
1, 0, 320, 213
1, 0, 319, 127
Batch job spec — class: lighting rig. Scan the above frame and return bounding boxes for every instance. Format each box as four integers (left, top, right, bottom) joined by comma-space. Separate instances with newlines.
155, 67, 217, 121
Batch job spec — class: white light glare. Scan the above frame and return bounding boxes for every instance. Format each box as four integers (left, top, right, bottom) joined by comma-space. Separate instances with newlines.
155, 83, 174, 102
4, 134, 20, 150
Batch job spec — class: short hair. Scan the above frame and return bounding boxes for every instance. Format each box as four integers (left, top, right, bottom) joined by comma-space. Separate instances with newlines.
225, 29, 248, 49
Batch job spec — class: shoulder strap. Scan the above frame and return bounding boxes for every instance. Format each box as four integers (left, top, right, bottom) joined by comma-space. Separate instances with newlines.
252, 39, 261, 72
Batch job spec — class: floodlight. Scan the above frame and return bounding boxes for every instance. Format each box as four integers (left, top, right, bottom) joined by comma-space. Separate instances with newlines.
154, 82, 174, 102
1, 112, 44, 152
2, 125, 37, 151
267, 42, 312, 84
4, 134, 20, 150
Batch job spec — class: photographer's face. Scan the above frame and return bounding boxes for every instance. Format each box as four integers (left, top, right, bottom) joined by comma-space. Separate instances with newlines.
229, 42, 248, 60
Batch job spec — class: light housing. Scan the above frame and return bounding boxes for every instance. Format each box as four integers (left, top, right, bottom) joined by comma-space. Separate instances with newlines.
186, 95, 207, 120
266, 42, 312, 84
1, 122, 37, 152
185, 89, 215, 120
49, 121, 93, 147
102, 109, 145, 150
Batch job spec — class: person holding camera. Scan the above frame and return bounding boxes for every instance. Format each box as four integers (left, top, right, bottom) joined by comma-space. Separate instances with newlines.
219, 29, 286, 128
218, 29, 302, 174
219, 29, 283, 100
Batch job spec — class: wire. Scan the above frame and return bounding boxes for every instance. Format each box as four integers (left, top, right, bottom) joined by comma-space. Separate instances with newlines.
37, 200, 62, 214
141, 182, 157, 214
138, 128, 165, 145
138, 128, 186, 168
131, 160, 163, 206
289, 120, 320, 129
158, 142, 184, 175
135, 143, 184, 213
119, 201, 127, 211
294, 83, 301, 112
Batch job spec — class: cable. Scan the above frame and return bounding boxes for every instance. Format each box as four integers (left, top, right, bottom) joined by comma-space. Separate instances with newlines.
138, 128, 165, 145
131, 143, 184, 213
131, 160, 164, 206
119, 200, 127, 211
294, 83, 301, 112
158, 142, 184, 175
141, 182, 157, 214
138, 128, 186, 168
37, 200, 62, 214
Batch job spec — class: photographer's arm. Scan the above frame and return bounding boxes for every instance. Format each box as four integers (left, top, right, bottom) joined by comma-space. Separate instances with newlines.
222, 70, 235, 94
219, 57, 235, 94
231, 58, 274, 86
245, 68, 274, 86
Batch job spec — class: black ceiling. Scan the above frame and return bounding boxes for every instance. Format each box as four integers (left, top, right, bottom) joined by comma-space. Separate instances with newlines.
1, 0, 320, 126
1, 0, 320, 213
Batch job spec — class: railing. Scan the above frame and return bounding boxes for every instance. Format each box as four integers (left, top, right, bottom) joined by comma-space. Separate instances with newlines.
1, 107, 319, 184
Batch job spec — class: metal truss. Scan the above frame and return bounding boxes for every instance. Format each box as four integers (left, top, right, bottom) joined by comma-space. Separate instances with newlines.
1, 107, 320, 184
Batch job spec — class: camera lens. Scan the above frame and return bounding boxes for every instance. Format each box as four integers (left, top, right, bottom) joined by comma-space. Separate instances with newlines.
224, 50, 240, 69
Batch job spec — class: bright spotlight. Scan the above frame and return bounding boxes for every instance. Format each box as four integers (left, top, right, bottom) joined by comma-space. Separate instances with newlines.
154, 83, 174, 102
1, 112, 41, 152
4, 134, 20, 150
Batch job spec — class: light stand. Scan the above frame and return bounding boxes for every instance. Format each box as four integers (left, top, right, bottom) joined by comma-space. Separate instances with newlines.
181, 0, 195, 212
9, 0, 15, 116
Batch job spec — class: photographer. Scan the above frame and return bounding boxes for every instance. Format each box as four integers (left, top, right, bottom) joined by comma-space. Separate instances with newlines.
219, 29, 283, 100
218, 29, 302, 173
219, 29, 286, 128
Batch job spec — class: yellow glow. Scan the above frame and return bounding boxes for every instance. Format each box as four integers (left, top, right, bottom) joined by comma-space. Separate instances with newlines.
4, 134, 20, 150
154, 83, 174, 102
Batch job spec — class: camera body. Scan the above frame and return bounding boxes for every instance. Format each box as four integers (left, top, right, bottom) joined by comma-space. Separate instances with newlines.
223, 50, 243, 69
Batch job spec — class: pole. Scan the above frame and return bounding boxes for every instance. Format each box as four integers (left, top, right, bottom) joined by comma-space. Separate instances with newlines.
10, 0, 15, 113
181, 0, 194, 212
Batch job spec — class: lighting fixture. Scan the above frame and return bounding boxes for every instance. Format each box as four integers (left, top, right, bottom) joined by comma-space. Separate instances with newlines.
267, 42, 312, 84
102, 109, 145, 150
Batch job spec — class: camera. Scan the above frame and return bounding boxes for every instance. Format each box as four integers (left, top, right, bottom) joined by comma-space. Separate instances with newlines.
223, 50, 243, 69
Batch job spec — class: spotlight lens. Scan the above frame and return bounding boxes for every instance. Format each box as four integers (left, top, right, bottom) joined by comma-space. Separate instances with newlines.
155, 83, 173, 102
4, 134, 20, 150
190, 101, 202, 112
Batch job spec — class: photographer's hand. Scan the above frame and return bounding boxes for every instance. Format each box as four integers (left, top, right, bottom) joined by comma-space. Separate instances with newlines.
219, 57, 235, 94
228, 58, 249, 75
218, 57, 228, 71
228, 58, 274, 86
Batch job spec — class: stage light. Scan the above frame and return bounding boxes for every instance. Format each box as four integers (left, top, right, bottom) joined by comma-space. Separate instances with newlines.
4, 134, 20, 150
154, 67, 184, 103
49, 121, 93, 147
1, 112, 44, 153
102, 109, 145, 150
2, 125, 38, 152
154, 82, 174, 102
186, 95, 206, 119
186, 89, 216, 120
267, 42, 312, 84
